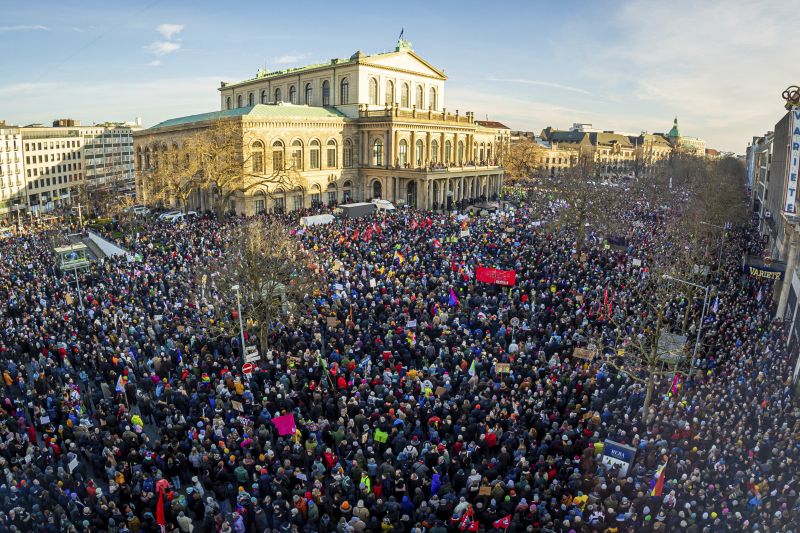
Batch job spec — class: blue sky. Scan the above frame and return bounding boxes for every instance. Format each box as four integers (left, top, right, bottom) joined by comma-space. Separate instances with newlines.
1, 0, 797, 152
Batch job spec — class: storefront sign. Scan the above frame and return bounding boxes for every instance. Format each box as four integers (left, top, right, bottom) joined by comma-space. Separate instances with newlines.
785, 107, 800, 214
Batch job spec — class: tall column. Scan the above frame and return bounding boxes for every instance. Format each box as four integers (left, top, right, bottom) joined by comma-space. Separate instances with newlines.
361, 131, 369, 167
440, 132, 445, 164
385, 129, 391, 169
778, 227, 798, 318
425, 132, 432, 165
453, 133, 458, 164
410, 131, 416, 167
392, 128, 398, 168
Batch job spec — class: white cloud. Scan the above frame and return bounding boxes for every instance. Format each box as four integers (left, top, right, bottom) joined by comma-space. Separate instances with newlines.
144, 41, 181, 57
273, 53, 309, 65
0, 25, 48, 33
149, 60, 162, 67
0, 77, 224, 128
156, 23, 184, 40
486, 76, 591, 95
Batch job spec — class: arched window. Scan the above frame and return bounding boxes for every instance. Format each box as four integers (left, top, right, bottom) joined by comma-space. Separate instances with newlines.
322, 80, 330, 106
144, 147, 151, 169
369, 78, 378, 105
260, 90, 268, 104
458, 141, 464, 165
415, 85, 423, 109
415, 139, 424, 167
225, 97, 232, 110
289, 85, 297, 104
327, 182, 337, 205
386, 80, 395, 106
445, 141, 452, 164
274, 88, 282, 103
479, 143, 485, 163
343, 139, 353, 167
326, 140, 337, 167
248, 92, 254, 106
401, 83, 409, 107
310, 140, 321, 169
237, 95, 243, 108
272, 141, 284, 171
373, 139, 383, 166
251, 141, 264, 173
342, 180, 352, 202
340, 78, 349, 104
291, 140, 303, 170
372, 180, 382, 199
429, 87, 437, 110
304, 83, 312, 105
398, 139, 408, 167
430, 140, 439, 164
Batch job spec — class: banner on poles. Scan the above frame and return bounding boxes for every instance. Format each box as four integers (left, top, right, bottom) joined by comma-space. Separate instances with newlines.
476, 267, 517, 286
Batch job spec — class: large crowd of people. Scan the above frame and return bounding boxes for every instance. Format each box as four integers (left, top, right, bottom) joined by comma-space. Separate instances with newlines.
0, 189, 796, 533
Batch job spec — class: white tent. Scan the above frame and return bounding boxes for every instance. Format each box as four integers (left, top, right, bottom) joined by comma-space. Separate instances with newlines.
372, 199, 396, 211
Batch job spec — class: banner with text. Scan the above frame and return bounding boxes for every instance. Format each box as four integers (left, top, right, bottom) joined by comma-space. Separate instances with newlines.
476, 267, 517, 286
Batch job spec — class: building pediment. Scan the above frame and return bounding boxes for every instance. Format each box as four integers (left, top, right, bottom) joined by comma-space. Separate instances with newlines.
361, 51, 447, 80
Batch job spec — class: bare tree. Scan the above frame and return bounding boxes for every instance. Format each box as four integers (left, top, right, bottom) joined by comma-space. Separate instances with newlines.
550, 153, 620, 252
209, 219, 320, 354
502, 138, 544, 184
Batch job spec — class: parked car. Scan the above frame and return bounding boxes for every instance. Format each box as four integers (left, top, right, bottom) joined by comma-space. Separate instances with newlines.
131, 205, 151, 216
163, 211, 198, 223
157, 210, 181, 221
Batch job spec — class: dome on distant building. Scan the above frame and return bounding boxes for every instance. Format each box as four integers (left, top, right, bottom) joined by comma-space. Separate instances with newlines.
666, 117, 680, 139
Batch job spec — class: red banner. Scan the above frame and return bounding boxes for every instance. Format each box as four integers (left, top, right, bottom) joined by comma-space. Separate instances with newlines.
476, 267, 517, 286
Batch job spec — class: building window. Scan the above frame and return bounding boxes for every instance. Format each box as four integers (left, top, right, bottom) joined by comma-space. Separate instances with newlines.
340, 78, 349, 104
275, 88, 282, 102
311, 192, 320, 205
431, 140, 439, 164
293, 195, 303, 211
415, 139, 424, 167
326, 140, 337, 167
255, 198, 265, 214
251, 141, 264, 173
429, 87, 437, 110
445, 141, 452, 164
272, 141, 284, 170
226, 97, 232, 110
328, 188, 337, 205
416, 85, 423, 109
398, 139, 408, 167
401, 83, 409, 107
261, 90, 268, 104
291, 140, 303, 170
289, 85, 297, 104
373, 139, 383, 166
305, 83, 312, 105
274, 196, 285, 212
322, 80, 330, 106
386, 80, 394, 106
458, 141, 464, 165
248, 93, 254, 106
237, 95, 243, 108
344, 140, 353, 167
369, 78, 378, 105
310, 140, 321, 169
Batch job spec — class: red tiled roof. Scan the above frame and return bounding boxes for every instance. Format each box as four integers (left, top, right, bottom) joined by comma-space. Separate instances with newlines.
476, 120, 510, 129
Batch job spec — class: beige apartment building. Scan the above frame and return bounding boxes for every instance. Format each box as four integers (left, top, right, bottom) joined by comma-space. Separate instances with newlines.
19, 119, 137, 213
135, 39, 507, 214
0, 124, 26, 222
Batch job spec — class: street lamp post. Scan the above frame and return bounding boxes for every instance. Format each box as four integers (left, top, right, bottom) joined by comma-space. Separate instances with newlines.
662, 274, 710, 374
74, 264, 85, 312
231, 284, 246, 357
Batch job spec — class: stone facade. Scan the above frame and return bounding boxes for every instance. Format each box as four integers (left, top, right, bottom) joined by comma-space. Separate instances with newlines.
135, 41, 506, 214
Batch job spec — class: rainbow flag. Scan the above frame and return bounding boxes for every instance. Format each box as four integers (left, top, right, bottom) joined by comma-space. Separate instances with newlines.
650, 457, 668, 496
394, 250, 406, 264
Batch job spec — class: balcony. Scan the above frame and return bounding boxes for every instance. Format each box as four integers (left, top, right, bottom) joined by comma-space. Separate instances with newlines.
358, 105, 474, 125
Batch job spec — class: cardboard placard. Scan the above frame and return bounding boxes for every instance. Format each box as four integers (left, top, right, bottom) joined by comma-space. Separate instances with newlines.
326, 317, 340, 328
495, 363, 511, 374
231, 400, 244, 412
435, 386, 447, 397
478, 486, 491, 496
573, 347, 597, 360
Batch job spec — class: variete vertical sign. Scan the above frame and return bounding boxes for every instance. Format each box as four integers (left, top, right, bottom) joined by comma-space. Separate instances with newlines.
785, 107, 800, 214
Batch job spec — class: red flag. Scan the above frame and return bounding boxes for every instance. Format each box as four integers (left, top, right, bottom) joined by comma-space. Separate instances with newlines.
352, 229, 359, 241
451, 259, 457, 272
156, 486, 166, 532
410, 220, 418, 230
433, 238, 441, 249
467, 521, 479, 531
494, 515, 511, 529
